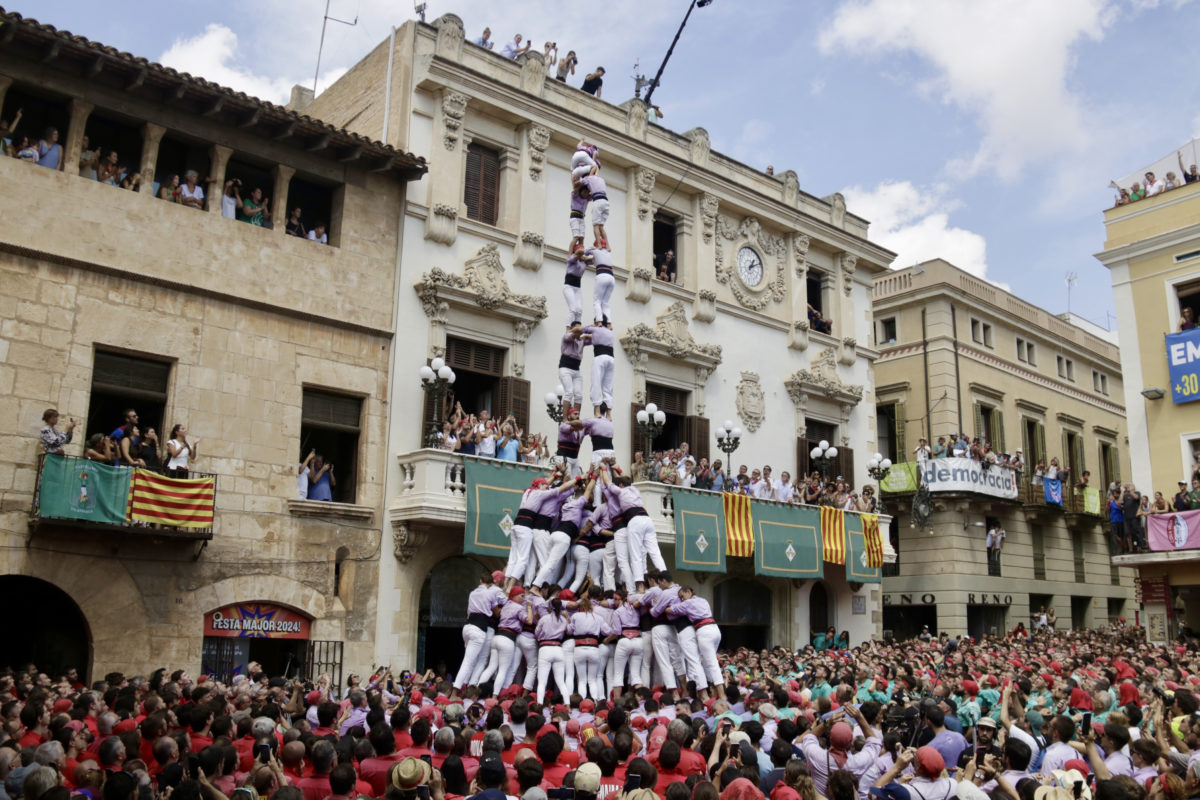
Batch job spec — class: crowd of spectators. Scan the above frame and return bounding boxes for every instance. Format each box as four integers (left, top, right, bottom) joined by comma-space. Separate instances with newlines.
915, 435, 1028, 478
3, 622, 1198, 800
1112, 153, 1200, 207
474, 29, 602, 100
632, 446, 878, 513
39, 407, 197, 477
436, 403, 550, 466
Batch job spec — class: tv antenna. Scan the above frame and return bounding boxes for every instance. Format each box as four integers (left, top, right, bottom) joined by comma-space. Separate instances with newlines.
631, 59, 650, 100
414, 2, 427, 22
1065, 271, 1078, 315
313, 0, 359, 94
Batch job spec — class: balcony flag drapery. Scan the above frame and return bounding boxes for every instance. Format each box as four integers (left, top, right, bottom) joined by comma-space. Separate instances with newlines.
820, 506, 847, 564
670, 488, 726, 573
754, 501, 822, 579
129, 469, 215, 527
462, 456, 543, 557
844, 511, 882, 583
723, 492, 754, 557
38, 455, 131, 524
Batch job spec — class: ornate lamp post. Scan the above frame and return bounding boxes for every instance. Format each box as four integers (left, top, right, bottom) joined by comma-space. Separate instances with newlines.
715, 419, 742, 458
544, 385, 565, 423
809, 439, 839, 480
636, 403, 667, 450
418, 358, 456, 448
866, 451, 894, 514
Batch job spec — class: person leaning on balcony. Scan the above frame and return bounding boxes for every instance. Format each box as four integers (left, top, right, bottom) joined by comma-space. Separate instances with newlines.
178, 170, 205, 209
308, 454, 335, 502
37, 127, 61, 169
932, 436, 948, 458
1189, 478, 1200, 510
84, 433, 114, 463
1180, 307, 1196, 332
239, 187, 271, 227
166, 424, 199, 475
1108, 490, 1126, 554
120, 425, 147, 467
1149, 491, 1170, 514
137, 427, 161, 470
39, 409, 75, 455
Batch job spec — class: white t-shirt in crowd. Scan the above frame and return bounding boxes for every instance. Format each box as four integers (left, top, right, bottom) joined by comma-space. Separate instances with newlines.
180, 184, 205, 205
475, 424, 496, 457
298, 464, 311, 499
307, 230, 328, 244
222, 193, 237, 219
167, 440, 190, 470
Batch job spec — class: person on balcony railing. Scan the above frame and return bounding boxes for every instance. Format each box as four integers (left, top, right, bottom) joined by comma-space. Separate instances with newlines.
119, 425, 148, 468
932, 436, 948, 459
1108, 489, 1126, 554
298, 449, 317, 500
165, 424, 199, 476
39, 409, 75, 455
178, 170, 204, 210
84, 433, 114, 463
913, 438, 931, 464
308, 455, 335, 502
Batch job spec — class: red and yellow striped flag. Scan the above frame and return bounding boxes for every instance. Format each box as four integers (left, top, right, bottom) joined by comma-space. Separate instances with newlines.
863, 513, 883, 568
130, 469, 216, 528
821, 505, 846, 564
723, 491, 754, 557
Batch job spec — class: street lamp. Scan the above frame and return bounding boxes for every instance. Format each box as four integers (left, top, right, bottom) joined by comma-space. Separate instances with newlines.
418, 357, 456, 448
809, 440, 839, 480
715, 419, 742, 457
545, 385, 565, 423
636, 403, 667, 450
866, 451, 893, 514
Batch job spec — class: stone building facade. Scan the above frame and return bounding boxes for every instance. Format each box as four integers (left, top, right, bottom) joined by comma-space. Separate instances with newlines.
0, 11, 424, 683
871, 259, 1135, 638
304, 14, 898, 669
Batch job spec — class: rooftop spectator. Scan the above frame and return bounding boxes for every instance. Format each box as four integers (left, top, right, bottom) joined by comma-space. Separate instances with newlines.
39, 409, 75, 455
78, 135, 98, 179
543, 42, 558, 69
501, 34, 531, 59
581, 68, 605, 98
37, 126, 61, 169
98, 150, 121, 185
1178, 151, 1200, 184
765, 166, 774, 176
0, 106, 23, 152
475, 27, 494, 49
221, 179, 242, 219
285, 207, 306, 238
556, 50, 578, 83
158, 173, 180, 202
239, 187, 270, 227
1145, 171, 1166, 196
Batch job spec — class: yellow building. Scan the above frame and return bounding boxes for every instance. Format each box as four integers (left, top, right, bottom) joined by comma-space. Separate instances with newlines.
1097, 175, 1200, 642
872, 259, 1134, 638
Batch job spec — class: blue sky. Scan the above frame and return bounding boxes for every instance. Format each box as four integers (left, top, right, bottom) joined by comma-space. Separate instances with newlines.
28, 0, 1200, 329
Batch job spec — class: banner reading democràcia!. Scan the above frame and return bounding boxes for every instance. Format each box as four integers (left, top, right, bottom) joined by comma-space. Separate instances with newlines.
754, 501, 823, 579
670, 488, 727, 573
1148, 509, 1200, 551
1166, 328, 1200, 404
38, 455, 132, 524
919, 457, 1019, 500
462, 457, 547, 557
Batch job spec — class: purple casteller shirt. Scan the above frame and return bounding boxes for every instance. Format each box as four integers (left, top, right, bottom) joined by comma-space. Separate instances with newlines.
587, 247, 613, 274
466, 584, 506, 616
584, 325, 614, 349
669, 596, 714, 623
561, 331, 586, 360
566, 254, 588, 280
497, 599, 526, 633
651, 583, 681, 620
557, 495, 590, 531
580, 174, 607, 198
613, 601, 641, 630
535, 612, 568, 642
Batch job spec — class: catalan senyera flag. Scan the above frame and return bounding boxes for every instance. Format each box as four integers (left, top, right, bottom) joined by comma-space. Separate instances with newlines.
723, 492, 754, 557
820, 505, 846, 564
862, 513, 884, 568
129, 469, 216, 528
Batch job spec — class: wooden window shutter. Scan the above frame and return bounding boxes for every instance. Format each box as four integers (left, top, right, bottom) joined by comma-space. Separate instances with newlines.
1108, 445, 1120, 484
893, 402, 906, 462
1035, 422, 1047, 466
631, 403, 649, 465
464, 145, 482, 221
992, 409, 1005, 453
797, 437, 811, 479
465, 143, 499, 225
1061, 430, 1070, 474
973, 403, 984, 441
497, 376, 530, 434
1073, 434, 1086, 476
835, 445, 854, 484
686, 416, 709, 463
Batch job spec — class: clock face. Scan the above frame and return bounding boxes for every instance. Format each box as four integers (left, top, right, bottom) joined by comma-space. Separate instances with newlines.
737, 246, 764, 287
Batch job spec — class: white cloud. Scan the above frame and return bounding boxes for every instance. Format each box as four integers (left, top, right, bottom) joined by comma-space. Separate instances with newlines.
843, 181, 995, 285
160, 24, 306, 105
818, 0, 1112, 181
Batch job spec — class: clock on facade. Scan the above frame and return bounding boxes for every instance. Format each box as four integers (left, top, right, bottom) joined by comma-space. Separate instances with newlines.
736, 246, 764, 287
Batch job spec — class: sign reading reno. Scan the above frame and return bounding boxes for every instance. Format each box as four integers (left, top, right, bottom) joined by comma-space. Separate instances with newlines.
920, 457, 1018, 499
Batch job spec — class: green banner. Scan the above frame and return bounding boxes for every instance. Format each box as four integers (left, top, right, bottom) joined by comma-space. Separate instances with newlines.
463, 457, 547, 557
38, 456, 131, 524
754, 502, 823, 579
671, 488, 726, 573
844, 513, 882, 584
880, 462, 919, 493
1083, 487, 1101, 515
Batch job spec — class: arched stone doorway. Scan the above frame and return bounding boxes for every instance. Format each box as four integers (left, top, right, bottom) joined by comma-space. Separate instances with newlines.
809, 582, 831, 640
0, 575, 92, 679
712, 578, 770, 650
418, 556, 488, 674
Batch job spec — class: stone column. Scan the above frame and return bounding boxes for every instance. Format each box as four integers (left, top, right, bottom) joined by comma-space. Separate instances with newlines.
424, 89, 468, 245
207, 144, 233, 214
271, 164, 295, 234
789, 233, 812, 350
138, 123, 166, 196
625, 165, 656, 277
513, 123, 549, 271
496, 146, 520, 232
63, 99, 94, 176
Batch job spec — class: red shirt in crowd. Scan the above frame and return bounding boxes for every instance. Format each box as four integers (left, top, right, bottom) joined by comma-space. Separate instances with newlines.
360, 754, 404, 796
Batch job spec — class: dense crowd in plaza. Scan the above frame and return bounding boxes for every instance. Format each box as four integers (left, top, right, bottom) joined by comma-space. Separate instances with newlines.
5, 624, 1200, 800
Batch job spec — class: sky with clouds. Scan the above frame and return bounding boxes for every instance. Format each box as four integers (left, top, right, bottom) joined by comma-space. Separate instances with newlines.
27, 0, 1200, 329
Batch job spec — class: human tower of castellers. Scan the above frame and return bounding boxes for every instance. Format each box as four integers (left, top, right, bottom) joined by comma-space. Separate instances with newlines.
452, 141, 724, 708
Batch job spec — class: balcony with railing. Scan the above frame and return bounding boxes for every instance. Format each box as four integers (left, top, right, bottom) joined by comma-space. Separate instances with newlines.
30, 453, 216, 541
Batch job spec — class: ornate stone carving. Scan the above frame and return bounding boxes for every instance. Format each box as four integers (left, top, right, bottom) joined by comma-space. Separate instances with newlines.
735, 371, 766, 433
514, 320, 535, 343
635, 168, 657, 221
781, 170, 800, 206
700, 194, 719, 244
713, 215, 788, 311
789, 319, 810, 352
625, 267, 654, 304
792, 234, 811, 277
692, 289, 717, 323
415, 243, 549, 320
513, 231, 545, 271
624, 98, 648, 140
433, 14, 465, 60
517, 51, 546, 95
784, 347, 864, 406
441, 92, 468, 151
839, 337, 858, 366
425, 203, 458, 245
840, 253, 857, 296
684, 127, 710, 166
392, 521, 428, 563
831, 193, 846, 228
527, 125, 551, 181
620, 301, 722, 367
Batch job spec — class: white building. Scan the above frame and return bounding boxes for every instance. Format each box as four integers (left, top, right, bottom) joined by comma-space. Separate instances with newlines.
304, 14, 897, 670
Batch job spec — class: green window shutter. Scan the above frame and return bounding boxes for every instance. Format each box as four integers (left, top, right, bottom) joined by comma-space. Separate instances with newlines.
992, 409, 1005, 453
1021, 418, 1030, 462
894, 402, 906, 461
973, 403, 984, 441
1035, 422, 1047, 466
1074, 435, 1086, 476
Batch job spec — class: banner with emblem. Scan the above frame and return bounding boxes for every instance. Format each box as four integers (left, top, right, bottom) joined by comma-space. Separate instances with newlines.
670, 488, 727, 573
1043, 478, 1063, 506
462, 456, 547, 557
754, 502, 822, 579
879, 462, 919, 493
37, 455, 132, 525
1082, 487, 1101, 515
844, 512, 882, 584
1147, 508, 1200, 552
